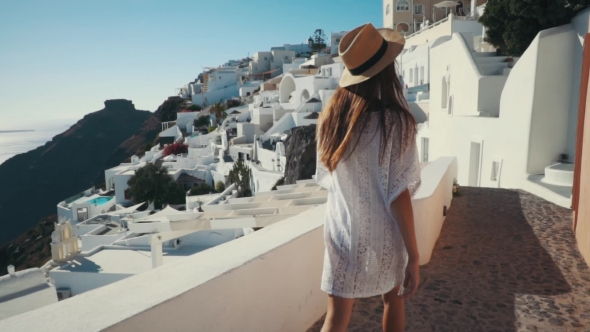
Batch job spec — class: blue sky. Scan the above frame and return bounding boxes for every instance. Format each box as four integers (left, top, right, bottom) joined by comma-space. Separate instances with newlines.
0, 0, 382, 129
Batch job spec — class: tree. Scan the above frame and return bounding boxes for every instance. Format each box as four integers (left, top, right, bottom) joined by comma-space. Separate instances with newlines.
228, 159, 253, 197
479, 0, 590, 56
185, 104, 202, 112
271, 177, 285, 191
310, 29, 327, 53
211, 102, 227, 124
194, 115, 211, 128
163, 142, 188, 156
215, 181, 226, 193
189, 182, 213, 196
127, 164, 185, 209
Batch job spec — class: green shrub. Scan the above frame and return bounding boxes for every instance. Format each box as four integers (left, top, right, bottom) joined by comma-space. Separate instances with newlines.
215, 181, 226, 193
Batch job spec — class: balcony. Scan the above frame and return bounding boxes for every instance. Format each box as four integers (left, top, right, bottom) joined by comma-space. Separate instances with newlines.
3, 162, 590, 331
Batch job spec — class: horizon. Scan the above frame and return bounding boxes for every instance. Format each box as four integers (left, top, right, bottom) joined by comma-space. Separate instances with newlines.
0, 0, 381, 130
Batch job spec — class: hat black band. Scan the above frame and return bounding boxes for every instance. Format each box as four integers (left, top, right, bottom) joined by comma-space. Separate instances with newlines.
349, 38, 388, 76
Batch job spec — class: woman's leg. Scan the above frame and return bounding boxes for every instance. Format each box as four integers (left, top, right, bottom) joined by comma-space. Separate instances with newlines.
382, 286, 405, 332
320, 295, 355, 332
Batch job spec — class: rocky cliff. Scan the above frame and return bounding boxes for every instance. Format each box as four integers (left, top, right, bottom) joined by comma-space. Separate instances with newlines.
284, 124, 317, 185
0, 99, 153, 245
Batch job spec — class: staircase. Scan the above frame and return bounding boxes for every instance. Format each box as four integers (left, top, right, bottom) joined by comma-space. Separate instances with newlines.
473, 52, 515, 76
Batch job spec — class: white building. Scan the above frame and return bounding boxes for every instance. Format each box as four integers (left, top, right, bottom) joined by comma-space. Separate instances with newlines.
57, 187, 116, 224
412, 7, 590, 208
0, 266, 58, 320
249, 49, 296, 78
330, 31, 348, 55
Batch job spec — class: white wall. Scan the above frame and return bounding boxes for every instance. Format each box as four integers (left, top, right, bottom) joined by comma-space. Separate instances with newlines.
80, 231, 129, 252
567, 9, 590, 161
527, 25, 576, 173
6, 206, 328, 332
412, 157, 458, 265
175, 112, 200, 130
250, 163, 284, 193
192, 85, 240, 106
114, 173, 133, 205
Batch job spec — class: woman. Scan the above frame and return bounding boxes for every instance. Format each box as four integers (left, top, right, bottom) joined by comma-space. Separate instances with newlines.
315, 23, 421, 332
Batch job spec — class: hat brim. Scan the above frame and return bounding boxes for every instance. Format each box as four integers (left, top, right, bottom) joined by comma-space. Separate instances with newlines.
339, 29, 405, 88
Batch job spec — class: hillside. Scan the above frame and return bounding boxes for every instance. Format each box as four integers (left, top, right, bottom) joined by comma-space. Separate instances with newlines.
0, 215, 56, 275
0, 99, 154, 245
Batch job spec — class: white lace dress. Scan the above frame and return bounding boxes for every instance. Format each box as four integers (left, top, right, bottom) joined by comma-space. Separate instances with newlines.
315, 114, 421, 298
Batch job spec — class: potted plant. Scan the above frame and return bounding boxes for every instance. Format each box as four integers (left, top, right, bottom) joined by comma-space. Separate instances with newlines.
452, 179, 461, 197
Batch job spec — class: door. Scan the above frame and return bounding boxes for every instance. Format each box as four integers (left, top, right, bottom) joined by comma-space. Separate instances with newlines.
468, 141, 482, 186
76, 207, 88, 222
421, 137, 429, 163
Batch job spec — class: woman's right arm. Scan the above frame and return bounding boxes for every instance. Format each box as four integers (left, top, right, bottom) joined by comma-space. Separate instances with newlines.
390, 188, 420, 299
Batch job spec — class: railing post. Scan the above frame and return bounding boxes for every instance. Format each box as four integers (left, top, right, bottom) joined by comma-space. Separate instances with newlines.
150, 234, 163, 268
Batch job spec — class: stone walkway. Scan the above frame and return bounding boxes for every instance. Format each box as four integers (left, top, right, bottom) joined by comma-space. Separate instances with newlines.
307, 188, 590, 331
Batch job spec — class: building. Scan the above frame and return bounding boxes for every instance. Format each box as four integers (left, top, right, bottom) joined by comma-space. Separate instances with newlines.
382, 0, 487, 34
57, 187, 116, 224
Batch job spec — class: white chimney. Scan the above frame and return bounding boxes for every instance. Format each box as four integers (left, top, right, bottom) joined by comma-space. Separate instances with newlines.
7, 265, 15, 277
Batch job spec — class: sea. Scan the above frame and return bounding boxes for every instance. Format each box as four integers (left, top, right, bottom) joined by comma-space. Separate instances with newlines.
0, 123, 71, 166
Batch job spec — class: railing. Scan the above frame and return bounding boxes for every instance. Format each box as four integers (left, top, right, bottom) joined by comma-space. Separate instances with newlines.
406, 16, 450, 39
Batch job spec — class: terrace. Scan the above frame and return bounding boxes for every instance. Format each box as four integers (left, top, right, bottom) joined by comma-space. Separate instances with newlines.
307, 188, 590, 331
3, 161, 590, 331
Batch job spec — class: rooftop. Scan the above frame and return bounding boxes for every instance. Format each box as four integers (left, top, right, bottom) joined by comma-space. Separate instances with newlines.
52, 246, 212, 275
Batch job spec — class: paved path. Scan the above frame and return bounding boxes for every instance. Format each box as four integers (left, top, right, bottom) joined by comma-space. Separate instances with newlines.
307, 188, 590, 331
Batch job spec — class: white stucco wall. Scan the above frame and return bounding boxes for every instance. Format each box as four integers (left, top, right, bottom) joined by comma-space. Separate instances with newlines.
192, 85, 240, 106
526, 25, 576, 173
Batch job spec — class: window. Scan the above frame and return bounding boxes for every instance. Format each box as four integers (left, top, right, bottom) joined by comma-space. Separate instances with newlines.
409, 68, 413, 83
386, 4, 391, 15
414, 4, 424, 15
420, 66, 425, 83
396, 0, 409, 11
421, 138, 429, 163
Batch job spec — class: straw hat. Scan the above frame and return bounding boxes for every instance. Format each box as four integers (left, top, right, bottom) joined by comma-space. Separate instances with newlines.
339, 23, 405, 88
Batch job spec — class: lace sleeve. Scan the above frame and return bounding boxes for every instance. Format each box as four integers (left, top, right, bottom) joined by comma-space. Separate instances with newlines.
315, 150, 332, 190
386, 136, 422, 206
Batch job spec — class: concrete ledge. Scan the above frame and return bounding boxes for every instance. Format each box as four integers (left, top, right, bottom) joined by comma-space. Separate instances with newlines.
1, 206, 327, 332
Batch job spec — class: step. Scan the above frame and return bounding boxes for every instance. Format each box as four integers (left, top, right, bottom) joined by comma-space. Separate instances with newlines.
542, 162, 574, 187
474, 56, 509, 64
477, 63, 509, 76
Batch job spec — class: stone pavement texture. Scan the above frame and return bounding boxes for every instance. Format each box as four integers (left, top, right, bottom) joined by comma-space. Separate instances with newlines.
307, 187, 590, 332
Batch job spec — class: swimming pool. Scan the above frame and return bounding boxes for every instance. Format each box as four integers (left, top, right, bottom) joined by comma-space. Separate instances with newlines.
86, 196, 113, 206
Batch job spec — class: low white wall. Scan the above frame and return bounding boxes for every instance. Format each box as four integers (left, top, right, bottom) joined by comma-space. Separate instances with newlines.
408, 101, 430, 123
250, 164, 284, 193
4, 206, 328, 332
56, 205, 73, 223
412, 157, 458, 265
405, 16, 453, 48
80, 232, 129, 251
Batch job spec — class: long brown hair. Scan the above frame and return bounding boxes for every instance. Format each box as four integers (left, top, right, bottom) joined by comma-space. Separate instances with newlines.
317, 62, 416, 172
